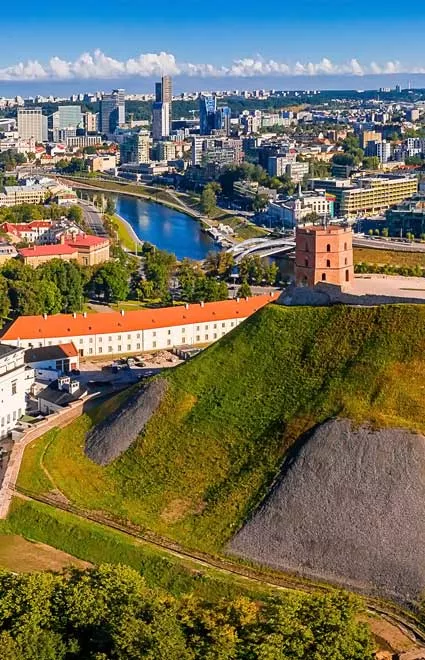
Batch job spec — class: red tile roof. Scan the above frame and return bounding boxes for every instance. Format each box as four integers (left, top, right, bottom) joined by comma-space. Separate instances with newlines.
1, 221, 51, 234
0, 295, 276, 341
67, 235, 109, 248
18, 244, 78, 257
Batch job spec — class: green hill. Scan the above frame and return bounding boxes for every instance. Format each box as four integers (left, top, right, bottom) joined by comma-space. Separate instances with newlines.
18, 303, 425, 553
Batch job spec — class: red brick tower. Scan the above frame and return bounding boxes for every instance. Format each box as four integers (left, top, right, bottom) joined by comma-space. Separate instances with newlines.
295, 224, 353, 288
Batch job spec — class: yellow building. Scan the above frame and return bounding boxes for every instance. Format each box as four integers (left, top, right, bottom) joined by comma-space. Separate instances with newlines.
339, 176, 418, 217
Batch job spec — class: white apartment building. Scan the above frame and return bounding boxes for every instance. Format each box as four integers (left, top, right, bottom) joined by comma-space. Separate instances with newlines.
0, 296, 275, 358
0, 344, 33, 438
17, 108, 45, 142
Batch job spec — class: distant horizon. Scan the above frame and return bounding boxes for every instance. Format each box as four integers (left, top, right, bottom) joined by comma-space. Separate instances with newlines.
2, 73, 425, 99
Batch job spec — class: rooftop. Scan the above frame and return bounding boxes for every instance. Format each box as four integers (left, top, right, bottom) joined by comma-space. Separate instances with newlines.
0, 343, 21, 358
25, 343, 78, 364
67, 235, 109, 248
1, 295, 275, 341
18, 244, 77, 258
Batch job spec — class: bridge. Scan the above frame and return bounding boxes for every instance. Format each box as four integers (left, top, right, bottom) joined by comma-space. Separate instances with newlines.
228, 237, 296, 262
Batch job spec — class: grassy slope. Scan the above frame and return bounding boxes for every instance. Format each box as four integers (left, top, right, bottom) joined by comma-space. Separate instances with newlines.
17, 303, 425, 553
354, 246, 425, 268
2, 498, 274, 602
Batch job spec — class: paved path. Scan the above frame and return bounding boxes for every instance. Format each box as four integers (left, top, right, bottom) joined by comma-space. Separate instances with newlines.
353, 236, 425, 252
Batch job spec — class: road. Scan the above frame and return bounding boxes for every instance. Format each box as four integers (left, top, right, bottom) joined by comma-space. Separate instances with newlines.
353, 236, 425, 252
78, 200, 109, 238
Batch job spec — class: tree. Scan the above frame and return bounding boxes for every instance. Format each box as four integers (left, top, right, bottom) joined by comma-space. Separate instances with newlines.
200, 184, 217, 217
237, 280, 252, 298
105, 197, 116, 215
66, 206, 83, 225
0, 275, 10, 326
362, 156, 380, 170
92, 261, 130, 303
252, 194, 269, 213
38, 259, 88, 312
178, 258, 202, 300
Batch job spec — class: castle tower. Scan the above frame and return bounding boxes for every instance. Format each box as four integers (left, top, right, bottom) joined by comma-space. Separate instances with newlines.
295, 224, 353, 289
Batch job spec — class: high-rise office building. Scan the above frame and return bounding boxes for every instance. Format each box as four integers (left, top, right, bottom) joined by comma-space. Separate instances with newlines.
153, 76, 172, 138
199, 95, 231, 136
17, 108, 44, 142
199, 95, 217, 135
152, 102, 170, 140
100, 89, 125, 135
52, 106, 83, 130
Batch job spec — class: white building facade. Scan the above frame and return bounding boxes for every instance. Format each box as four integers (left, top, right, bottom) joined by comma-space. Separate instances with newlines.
0, 297, 275, 358
0, 344, 32, 438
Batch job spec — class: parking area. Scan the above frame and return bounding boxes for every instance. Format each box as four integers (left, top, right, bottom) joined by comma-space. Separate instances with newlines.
77, 350, 183, 392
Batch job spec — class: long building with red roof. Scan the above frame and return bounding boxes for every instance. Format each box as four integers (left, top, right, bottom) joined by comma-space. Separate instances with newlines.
0, 294, 276, 357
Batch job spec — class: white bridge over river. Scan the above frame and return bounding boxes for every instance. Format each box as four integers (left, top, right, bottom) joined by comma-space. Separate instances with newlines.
227, 237, 296, 262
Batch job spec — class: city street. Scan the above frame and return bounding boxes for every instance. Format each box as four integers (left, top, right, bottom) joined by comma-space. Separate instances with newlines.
78, 200, 109, 238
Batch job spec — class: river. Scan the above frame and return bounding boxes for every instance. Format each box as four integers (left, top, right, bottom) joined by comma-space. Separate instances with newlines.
79, 190, 219, 260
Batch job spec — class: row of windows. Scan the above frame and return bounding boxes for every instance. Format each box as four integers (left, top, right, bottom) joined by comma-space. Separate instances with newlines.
0, 408, 22, 426
304, 258, 349, 268
304, 242, 349, 253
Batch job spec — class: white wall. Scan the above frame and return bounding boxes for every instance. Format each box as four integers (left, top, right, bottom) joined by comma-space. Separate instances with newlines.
4, 317, 246, 358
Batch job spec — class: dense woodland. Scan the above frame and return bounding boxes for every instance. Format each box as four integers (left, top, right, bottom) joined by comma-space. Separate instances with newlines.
0, 564, 374, 659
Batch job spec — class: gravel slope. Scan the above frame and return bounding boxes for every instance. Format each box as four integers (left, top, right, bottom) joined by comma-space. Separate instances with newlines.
227, 419, 425, 604
85, 379, 168, 466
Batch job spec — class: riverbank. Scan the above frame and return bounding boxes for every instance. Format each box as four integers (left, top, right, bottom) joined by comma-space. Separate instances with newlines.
107, 213, 143, 251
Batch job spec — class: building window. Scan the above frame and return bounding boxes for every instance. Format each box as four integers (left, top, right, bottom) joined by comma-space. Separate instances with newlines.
89, 338, 93, 343
98, 337, 102, 342
127, 334, 131, 339
344, 242, 347, 250
305, 243, 309, 252
196, 335, 200, 342
11, 380, 17, 396
305, 258, 309, 267
153, 331, 156, 337
326, 244, 331, 252
213, 324, 217, 329
89, 348, 93, 355
127, 345, 131, 351
98, 347, 103, 354
137, 333, 140, 339
196, 326, 200, 331
167, 340, 171, 346
326, 259, 331, 268
13, 411, 16, 421
117, 335, 121, 340
222, 323, 225, 328
136, 343, 140, 350
109, 346, 113, 352
153, 341, 157, 348
345, 257, 348, 265
346, 269, 350, 282
322, 273, 326, 281
168, 329, 171, 335
79, 338, 83, 344
109, 336, 112, 341
214, 333, 217, 339
118, 345, 122, 352
205, 335, 209, 341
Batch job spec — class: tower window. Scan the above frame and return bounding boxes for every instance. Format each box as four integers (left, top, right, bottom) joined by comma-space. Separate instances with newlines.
326, 244, 331, 252
345, 257, 348, 265
305, 243, 309, 252
346, 269, 350, 282
322, 273, 327, 281
344, 242, 347, 250
326, 259, 331, 268
305, 258, 309, 267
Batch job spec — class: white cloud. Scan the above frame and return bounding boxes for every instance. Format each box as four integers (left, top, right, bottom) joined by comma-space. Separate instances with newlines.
0, 51, 421, 81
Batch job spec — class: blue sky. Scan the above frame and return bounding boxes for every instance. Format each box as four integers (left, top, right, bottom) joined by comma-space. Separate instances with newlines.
2, 0, 425, 89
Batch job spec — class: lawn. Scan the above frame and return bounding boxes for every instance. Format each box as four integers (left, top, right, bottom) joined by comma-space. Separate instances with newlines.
0, 533, 89, 572
16, 303, 425, 555
4, 498, 275, 602
354, 247, 425, 268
